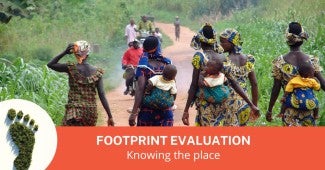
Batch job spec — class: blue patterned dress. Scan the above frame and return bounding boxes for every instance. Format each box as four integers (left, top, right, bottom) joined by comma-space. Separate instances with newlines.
223, 54, 255, 126
191, 51, 228, 126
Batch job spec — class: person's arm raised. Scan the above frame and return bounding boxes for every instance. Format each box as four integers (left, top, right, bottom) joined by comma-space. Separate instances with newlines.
47, 44, 73, 73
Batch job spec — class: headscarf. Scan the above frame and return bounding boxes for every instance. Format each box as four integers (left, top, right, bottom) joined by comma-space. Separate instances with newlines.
142, 36, 163, 60
73, 40, 91, 56
190, 23, 224, 53
197, 23, 217, 44
143, 36, 158, 53
285, 23, 309, 46
220, 28, 242, 53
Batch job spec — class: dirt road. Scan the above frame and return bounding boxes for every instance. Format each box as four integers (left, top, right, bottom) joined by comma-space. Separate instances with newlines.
97, 22, 197, 126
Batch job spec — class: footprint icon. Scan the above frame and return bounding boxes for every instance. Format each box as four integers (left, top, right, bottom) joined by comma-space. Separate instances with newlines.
7, 108, 38, 170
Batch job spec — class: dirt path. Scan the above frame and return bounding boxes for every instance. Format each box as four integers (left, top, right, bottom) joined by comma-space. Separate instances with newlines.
97, 22, 197, 126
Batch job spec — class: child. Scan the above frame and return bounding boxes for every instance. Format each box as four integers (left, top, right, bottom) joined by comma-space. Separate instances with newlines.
279, 62, 320, 119
154, 27, 163, 43
197, 58, 229, 104
142, 64, 177, 109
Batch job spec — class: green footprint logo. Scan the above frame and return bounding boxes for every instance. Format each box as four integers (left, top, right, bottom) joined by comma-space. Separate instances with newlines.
7, 108, 38, 170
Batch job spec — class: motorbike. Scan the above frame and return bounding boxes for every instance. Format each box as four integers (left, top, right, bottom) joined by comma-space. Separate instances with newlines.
138, 30, 150, 45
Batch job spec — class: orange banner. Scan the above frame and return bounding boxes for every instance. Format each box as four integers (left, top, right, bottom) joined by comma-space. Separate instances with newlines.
48, 127, 325, 170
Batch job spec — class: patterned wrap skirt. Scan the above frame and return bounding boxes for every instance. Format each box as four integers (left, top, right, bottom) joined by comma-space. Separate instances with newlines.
282, 108, 315, 126
194, 98, 227, 126
63, 104, 98, 126
137, 107, 174, 126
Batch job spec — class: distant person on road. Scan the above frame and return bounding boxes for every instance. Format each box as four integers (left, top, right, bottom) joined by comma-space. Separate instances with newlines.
174, 16, 180, 41
47, 40, 114, 126
121, 40, 143, 96
154, 27, 163, 43
124, 18, 137, 47
137, 15, 154, 34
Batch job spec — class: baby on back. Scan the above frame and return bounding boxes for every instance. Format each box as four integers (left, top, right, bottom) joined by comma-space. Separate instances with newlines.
143, 64, 177, 109
197, 58, 229, 104
279, 61, 320, 119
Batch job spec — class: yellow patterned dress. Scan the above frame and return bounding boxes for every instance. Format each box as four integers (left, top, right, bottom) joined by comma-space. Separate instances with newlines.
272, 55, 322, 126
192, 51, 228, 126
223, 54, 255, 126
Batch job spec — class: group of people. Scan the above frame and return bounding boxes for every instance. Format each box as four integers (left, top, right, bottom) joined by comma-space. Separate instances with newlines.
47, 21, 324, 127
124, 15, 163, 47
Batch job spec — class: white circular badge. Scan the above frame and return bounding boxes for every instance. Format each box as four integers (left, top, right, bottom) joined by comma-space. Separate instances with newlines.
0, 99, 57, 170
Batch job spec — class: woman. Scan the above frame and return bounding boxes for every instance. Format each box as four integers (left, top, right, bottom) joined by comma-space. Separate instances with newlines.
182, 24, 259, 126
47, 40, 114, 126
267, 22, 325, 126
220, 28, 259, 126
128, 36, 174, 126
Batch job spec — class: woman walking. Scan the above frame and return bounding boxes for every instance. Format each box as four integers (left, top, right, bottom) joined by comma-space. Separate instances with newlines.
267, 22, 325, 126
182, 24, 259, 126
47, 40, 114, 126
128, 36, 175, 126
220, 28, 259, 126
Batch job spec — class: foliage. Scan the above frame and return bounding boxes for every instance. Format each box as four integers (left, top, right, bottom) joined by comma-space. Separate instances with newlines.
0, 0, 44, 24
0, 57, 67, 125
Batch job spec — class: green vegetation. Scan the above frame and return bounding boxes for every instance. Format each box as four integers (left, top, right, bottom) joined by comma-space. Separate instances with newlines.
0, 0, 324, 125
1, 58, 67, 125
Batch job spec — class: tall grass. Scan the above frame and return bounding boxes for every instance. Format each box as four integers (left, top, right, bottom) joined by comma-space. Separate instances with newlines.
0, 58, 67, 125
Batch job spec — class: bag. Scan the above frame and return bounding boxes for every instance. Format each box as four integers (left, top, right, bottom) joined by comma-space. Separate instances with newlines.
142, 87, 174, 110
196, 85, 230, 104
284, 88, 318, 110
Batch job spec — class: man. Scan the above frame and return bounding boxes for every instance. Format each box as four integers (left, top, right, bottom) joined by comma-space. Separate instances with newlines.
121, 40, 143, 96
124, 19, 137, 47
137, 15, 154, 34
174, 16, 180, 41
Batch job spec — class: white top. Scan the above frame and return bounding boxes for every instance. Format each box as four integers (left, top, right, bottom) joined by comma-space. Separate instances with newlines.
149, 75, 177, 94
203, 73, 226, 87
154, 32, 162, 41
125, 24, 137, 45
